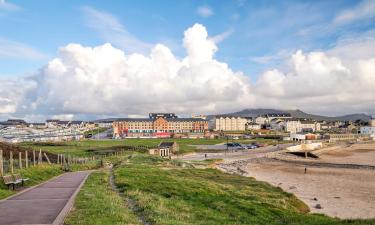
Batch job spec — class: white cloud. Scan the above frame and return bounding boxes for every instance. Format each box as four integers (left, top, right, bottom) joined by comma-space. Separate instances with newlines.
254, 38, 375, 114
197, 5, 214, 18
334, 0, 375, 24
0, 0, 20, 11
0, 38, 47, 60
18, 24, 251, 117
82, 6, 152, 54
211, 29, 234, 43
1, 23, 375, 119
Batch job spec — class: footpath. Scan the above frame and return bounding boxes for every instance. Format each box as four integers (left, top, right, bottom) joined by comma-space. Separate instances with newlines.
0, 171, 90, 225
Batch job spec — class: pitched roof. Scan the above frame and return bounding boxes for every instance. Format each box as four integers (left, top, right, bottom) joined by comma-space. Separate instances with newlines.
158, 142, 175, 147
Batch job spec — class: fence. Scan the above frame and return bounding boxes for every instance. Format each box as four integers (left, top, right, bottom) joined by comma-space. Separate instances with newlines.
0, 144, 155, 176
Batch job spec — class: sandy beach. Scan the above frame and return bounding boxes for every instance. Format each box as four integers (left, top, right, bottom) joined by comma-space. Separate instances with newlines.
226, 143, 375, 219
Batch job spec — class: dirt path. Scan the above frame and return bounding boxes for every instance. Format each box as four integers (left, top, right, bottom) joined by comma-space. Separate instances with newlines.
109, 167, 152, 225
0, 171, 90, 225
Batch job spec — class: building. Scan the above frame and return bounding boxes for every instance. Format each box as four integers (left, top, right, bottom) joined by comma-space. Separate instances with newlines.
0, 119, 28, 128
285, 119, 320, 133
246, 122, 261, 130
214, 116, 251, 131
149, 113, 177, 119
360, 126, 375, 135
327, 133, 370, 143
113, 113, 208, 138
255, 113, 291, 125
149, 141, 179, 157
371, 116, 375, 127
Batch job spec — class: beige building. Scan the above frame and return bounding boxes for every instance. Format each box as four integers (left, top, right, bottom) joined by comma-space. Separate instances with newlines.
328, 133, 370, 143
214, 116, 251, 131
113, 113, 208, 138
371, 116, 375, 127
285, 120, 321, 133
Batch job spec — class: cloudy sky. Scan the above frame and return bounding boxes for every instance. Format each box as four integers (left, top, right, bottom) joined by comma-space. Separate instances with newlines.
0, 0, 375, 121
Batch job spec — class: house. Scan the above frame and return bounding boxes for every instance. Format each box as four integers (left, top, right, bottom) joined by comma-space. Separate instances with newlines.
29, 123, 47, 129
149, 141, 179, 157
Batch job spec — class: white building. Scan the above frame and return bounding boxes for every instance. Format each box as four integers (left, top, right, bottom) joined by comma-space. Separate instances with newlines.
285, 120, 321, 133
214, 116, 251, 131
246, 122, 261, 130
255, 113, 291, 125
360, 126, 375, 135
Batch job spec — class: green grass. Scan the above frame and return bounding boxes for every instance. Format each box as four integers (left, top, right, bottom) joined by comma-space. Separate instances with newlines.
112, 154, 375, 225
64, 170, 140, 225
19, 137, 288, 157
0, 163, 63, 199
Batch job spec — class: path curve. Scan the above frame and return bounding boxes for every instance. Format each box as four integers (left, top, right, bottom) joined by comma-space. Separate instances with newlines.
0, 171, 90, 225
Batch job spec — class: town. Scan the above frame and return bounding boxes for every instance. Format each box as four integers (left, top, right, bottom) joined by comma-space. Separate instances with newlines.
2, 111, 374, 144
1, 0, 375, 224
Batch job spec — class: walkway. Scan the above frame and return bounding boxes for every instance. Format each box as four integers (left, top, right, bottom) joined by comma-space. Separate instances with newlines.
0, 171, 90, 225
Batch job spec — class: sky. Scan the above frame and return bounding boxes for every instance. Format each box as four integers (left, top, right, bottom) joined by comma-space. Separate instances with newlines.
0, 0, 375, 121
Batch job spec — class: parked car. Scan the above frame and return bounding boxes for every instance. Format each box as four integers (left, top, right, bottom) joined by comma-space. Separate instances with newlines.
246, 144, 257, 149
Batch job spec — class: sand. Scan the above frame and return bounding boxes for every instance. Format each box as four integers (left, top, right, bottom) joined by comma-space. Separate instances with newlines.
233, 143, 375, 219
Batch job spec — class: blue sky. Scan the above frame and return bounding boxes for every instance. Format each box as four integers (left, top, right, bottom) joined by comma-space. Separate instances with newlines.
1, 0, 375, 120
1, 0, 373, 80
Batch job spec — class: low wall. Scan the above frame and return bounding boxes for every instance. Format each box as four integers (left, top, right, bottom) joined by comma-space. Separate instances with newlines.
286, 142, 323, 151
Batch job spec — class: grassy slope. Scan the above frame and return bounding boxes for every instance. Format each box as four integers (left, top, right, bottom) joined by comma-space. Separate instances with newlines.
0, 164, 62, 199
19, 138, 286, 156
64, 170, 140, 225
113, 154, 375, 225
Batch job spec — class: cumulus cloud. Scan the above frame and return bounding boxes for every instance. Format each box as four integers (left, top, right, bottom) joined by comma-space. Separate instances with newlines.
254, 37, 375, 114
16, 24, 251, 118
1, 23, 375, 119
197, 5, 214, 18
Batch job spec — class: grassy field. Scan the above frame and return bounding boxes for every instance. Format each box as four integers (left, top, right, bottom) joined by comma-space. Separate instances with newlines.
108, 154, 375, 225
19, 137, 286, 156
62, 153, 375, 224
0, 164, 63, 199
65, 170, 140, 225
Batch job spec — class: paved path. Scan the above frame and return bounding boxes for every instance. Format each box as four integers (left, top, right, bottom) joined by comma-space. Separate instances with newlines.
0, 171, 90, 225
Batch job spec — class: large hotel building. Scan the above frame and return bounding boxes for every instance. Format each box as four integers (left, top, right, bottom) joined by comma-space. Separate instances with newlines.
113, 113, 208, 138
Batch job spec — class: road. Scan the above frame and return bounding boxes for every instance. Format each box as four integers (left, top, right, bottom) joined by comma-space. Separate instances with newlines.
91, 128, 113, 140
180, 143, 293, 162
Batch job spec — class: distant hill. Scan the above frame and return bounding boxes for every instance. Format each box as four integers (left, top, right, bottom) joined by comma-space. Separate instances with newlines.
209, 108, 371, 122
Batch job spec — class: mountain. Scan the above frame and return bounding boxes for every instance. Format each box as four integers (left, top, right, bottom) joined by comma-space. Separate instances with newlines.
210, 108, 371, 122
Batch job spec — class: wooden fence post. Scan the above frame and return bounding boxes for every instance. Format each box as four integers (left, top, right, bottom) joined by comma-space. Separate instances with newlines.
10, 151, 14, 174
38, 150, 42, 164
43, 153, 51, 164
0, 150, 3, 175
33, 150, 36, 166
19, 152, 22, 169
25, 151, 28, 168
